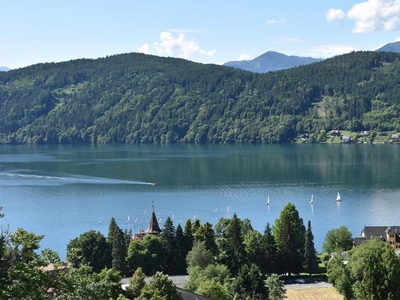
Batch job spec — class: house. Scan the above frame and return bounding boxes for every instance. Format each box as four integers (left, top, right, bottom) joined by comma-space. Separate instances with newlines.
132, 204, 162, 240
330, 129, 340, 137
358, 131, 370, 137
353, 226, 400, 249
342, 135, 351, 143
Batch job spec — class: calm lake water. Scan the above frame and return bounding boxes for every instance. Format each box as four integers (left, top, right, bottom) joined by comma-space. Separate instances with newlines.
0, 143, 399, 259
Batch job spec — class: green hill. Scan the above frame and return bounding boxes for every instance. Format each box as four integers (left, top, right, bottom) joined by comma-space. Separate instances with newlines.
0, 51, 399, 144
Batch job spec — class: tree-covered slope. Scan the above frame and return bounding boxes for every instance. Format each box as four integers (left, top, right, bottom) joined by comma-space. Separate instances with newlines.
0, 51, 399, 144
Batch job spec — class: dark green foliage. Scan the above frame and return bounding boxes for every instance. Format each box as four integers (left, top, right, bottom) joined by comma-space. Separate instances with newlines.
231, 263, 266, 299
160, 217, 176, 275
174, 224, 188, 275
263, 223, 278, 275
107, 218, 128, 275
1, 51, 400, 145
221, 213, 246, 276
304, 220, 317, 276
66, 230, 112, 273
273, 203, 305, 275
126, 234, 164, 276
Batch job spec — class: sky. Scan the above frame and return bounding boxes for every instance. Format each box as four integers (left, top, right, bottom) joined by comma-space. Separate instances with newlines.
2, 0, 400, 69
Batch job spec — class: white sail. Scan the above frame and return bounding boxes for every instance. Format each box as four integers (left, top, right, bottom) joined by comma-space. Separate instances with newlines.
336, 192, 341, 202
266, 195, 270, 206
310, 194, 314, 205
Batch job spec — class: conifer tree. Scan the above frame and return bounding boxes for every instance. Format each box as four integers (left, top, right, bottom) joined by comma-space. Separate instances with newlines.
304, 220, 317, 276
125, 267, 146, 299
160, 217, 176, 275
273, 203, 305, 275
107, 217, 118, 246
112, 226, 128, 275
174, 224, 187, 275
263, 223, 277, 275
224, 213, 245, 276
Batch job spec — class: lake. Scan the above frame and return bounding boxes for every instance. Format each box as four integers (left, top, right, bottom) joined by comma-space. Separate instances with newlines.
0, 143, 399, 259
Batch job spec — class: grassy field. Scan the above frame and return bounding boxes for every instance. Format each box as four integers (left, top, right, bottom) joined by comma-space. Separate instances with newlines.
286, 287, 343, 299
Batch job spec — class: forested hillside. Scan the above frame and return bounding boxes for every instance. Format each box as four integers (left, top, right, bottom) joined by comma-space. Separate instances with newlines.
0, 51, 399, 144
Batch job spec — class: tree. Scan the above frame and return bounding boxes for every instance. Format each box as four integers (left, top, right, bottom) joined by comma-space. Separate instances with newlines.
59, 265, 123, 299
160, 217, 176, 275
265, 274, 286, 300
322, 226, 353, 253
186, 240, 214, 269
328, 238, 400, 300
263, 223, 278, 275
66, 230, 112, 273
112, 226, 128, 275
125, 267, 146, 299
304, 220, 317, 276
193, 221, 217, 255
185, 263, 230, 293
243, 230, 266, 273
2, 228, 55, 299
221, 213, 245, 276
174, 224, 188, 275
137, 271, 182, 300
195, 280, 230, 300
231, 263, 266, 299
273, 203, 305, 275
126, 234, 164, 275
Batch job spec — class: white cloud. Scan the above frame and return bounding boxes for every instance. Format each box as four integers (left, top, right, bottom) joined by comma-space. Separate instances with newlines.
266, 18, 286, 24
139, 31, 216, 60
302, 45, 356, 58
138, 44, 150, 54
237, 54, 251, 61
326, 8, 346, 23
327, 0, 400, 33
394, 36, 400, 41
276, 37, 305, 44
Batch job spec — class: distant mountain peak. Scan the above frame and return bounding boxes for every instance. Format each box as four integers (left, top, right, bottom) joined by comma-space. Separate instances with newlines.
376, 41, 400, 53
223, 51, 323, 73
0, 66, 10, 72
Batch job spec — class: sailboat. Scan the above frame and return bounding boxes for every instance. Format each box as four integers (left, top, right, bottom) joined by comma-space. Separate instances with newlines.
266, 195, 270, 206
336, 192, 341, 202
310, 194, 314, 205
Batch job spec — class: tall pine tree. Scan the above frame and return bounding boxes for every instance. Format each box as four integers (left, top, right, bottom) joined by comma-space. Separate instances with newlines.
304, 220, 317, 276
160, 217, 176, 275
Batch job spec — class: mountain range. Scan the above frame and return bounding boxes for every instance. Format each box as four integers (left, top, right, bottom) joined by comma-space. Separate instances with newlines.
0, 50, 399, 145
223, 51, 323, 73
224, 41, 400, 73
0, 66, 10, 72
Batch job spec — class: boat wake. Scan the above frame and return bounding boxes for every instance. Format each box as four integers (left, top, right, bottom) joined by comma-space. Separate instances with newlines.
0, 172, 155, 186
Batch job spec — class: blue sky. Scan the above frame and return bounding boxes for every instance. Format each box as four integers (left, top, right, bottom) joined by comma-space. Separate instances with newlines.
2, 0, 400, 69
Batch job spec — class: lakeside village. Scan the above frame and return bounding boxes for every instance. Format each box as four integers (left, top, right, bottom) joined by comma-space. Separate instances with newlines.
297, 129, 400, 144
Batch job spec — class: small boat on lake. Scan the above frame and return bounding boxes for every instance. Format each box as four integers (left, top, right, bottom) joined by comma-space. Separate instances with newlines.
336, 192, 341, 202
266, 195, 270, 206
310, 194, 314, 205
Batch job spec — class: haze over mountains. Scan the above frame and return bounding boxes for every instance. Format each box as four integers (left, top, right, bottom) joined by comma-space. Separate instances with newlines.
0, 67, 10, 72
223, 51, 323, 73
